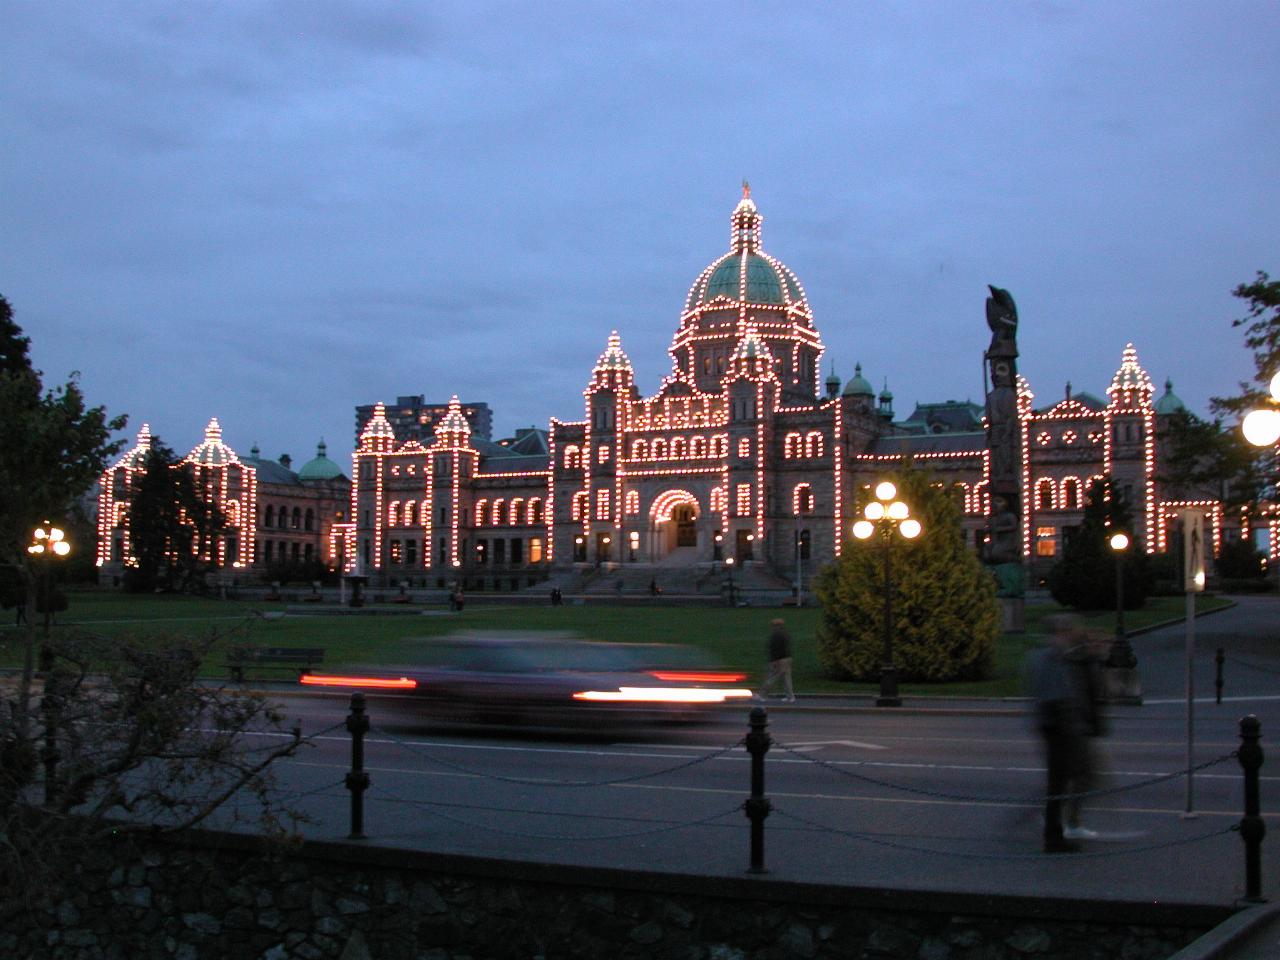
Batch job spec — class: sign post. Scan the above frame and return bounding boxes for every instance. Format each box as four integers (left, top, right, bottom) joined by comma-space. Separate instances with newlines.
1179, 509, 1206, 817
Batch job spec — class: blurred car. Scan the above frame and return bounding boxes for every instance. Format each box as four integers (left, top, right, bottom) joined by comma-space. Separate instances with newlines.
299, 632, 752, 729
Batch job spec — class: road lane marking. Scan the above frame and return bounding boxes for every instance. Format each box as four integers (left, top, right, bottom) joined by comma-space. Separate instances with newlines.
785, 739, 887, 751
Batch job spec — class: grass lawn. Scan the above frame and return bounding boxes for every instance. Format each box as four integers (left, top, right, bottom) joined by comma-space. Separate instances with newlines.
0, 589, 1232, 698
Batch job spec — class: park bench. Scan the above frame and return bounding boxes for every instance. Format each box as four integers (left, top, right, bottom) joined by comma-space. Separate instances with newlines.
225, 645, 325, 683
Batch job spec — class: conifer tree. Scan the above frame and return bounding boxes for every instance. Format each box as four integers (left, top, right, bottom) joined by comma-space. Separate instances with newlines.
1046, 477, 1152, 610
815, 466, 998, 682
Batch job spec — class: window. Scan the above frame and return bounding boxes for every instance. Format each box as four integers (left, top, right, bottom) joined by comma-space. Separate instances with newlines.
652, 438, 667, 459
625, 490, 640, 515
793, 483, 814, 515
529, 538, 543, 563
404, 501, 415, 527
491, 499, 505, 526
264, 504, 274, 528
597, 445, 610, 463
494, 538, 506, 565
510, 538, 523, 565
304, 543, 314, 561
690, 436, 707, 458
631, 439, 648, 459
1036, 479, 1056, 511
736, 483, 752, 517
738, 438, 751, 459
562, 445, 582, 469
1061, 478, 1080, 511
363, 540, 371, 564
711, 487, 726, 514
474, 499, 487, 526
595, 489, 611, 520
798, 529, 811, 560
805, 432, 825, 458
1036, 526, 1057, 557
509, 498, 524, 525
291, 507, 301, 529
389, 540, 402, 564
405, 539, 417, 566
527, 498, 542, 524
388, 501, 399, 527
672, 437, 687, 458
572, 491, 587, 520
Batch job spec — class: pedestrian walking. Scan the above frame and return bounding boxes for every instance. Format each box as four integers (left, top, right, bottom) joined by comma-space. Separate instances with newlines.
760, 618, 795, 702
1025, 614, 1096, 852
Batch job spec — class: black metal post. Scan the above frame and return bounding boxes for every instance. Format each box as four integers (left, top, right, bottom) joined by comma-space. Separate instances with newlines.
744, 706, 771, 874
1238, 715, 1265, 902
345, 692, 370, 840
877, 531, 900, 707
1215, 648, 1225, 706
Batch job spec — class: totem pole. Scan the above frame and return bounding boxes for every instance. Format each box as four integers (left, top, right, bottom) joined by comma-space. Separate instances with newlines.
983, 285, 1025, 620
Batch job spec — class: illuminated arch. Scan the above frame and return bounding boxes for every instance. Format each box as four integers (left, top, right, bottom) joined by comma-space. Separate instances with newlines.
491, 498, 505, 526
388, 501, 399, 526
562, 445, 581, 469
625, 490, 640, 515
1035, 478, 1057, 511
474, 499, 488, 526
690, 436, 707, 458
672, 436, 688, 459
710, 487, 727, 514
526, 497, 542, 524
509, 498, 524, 525
792, 483, 814, 515
631, 439, 648, 459
652, 438, 668, 459
784, 432, 801, 458
1060, 477, 1082, 511
571, 491, 588, 520
403, 501, 415, 527
804, 431, 825, 458
650, 489, 701, 523
953, 482, 970, 513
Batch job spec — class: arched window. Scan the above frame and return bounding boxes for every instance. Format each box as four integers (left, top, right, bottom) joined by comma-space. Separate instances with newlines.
784, 433, 801, 458
672, 437, 687, 459
562, 445, 581, 470
474, 499, 487, 526
571, 491, 588, 521
805, 431, 825, 458
738, 438, 751, 459
710, 487, 727, 514
527, 498, 543, 525
792, 483, 814, 515
509, 498, 524, 525
953, 482, 970, 513
625, 490, 640, 515
491, 499, 505, 526
388, 501, 399, 527
632, 439, 648, 459
1036, 478, 1056, 511
1061, 477, 1081, 511
712, 435, 728, 458
264, 504, 274, 528
652, 438, 668, 459
304, 508, 314, 532
403, 501, 415, 527
690, 436, 707, 458
291, 507, 301, 529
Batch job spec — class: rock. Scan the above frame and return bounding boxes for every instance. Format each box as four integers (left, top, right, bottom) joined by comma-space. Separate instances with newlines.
182, 913, 221, 935
778, 923, 816, 958
918, 937, 951, 960
1006, 926, 1051, 954
707, 946, 746, 960
336, 897, 370, 915
56, 900, 80, 926
868, 926, 916, 957
630, 921, 664, 945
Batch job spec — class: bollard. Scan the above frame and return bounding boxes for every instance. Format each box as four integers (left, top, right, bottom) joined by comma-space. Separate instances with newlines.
1215, 648, 1224, 706
744, 706, 772, 874
345, 692, 371, 840
1237, 715, 1265, 902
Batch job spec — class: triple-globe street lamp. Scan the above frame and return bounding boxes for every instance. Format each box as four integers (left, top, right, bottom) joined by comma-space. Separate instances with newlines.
27, 523, 71, 674
852, 481, 922, 707
1241, 371, 1280, 448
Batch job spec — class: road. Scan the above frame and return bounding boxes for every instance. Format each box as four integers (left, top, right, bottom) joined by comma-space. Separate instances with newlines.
240, 596, 1279, 908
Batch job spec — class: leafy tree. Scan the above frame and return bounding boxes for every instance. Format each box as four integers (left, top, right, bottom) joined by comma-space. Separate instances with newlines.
815, 466, 998, 682
1046, 477, 1153, 610
1216, 538, 1267, 581
0, 294, 32, 376
1158, 410, 1266, 511
125, 440, 227, 593
1210, 270, 1280, 418
1, 626, 308, 913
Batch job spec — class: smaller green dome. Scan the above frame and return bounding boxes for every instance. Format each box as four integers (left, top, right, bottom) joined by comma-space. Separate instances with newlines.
298, 440, 344, 481
843, 363, 874, 397
1154, 378, 1187, 416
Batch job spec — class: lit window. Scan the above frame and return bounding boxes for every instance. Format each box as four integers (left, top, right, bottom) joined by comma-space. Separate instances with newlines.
631, 439, 648, 459
738, 438, 751, 459
1036, 526, 1057, 557
625, 490, 640, 515
784, 433, 800, 458
805, 432, 825, 458
491, 499, 505, 526
711, 487, 726, 513
736, 484, 752, 517
527, 498, 542, 524
529, 538, 543, 563
509, 498, 524, 525
596, 489, 611, 520
1037, 479, 1056, 511
598, 445, 610, 463
474, 500, 487, 526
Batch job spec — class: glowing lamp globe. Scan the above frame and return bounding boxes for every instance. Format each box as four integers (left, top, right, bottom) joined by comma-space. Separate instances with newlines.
53, 540, 70, 556
887, 501, 909, 521
1271, 371, 1280, 400
852, 520, 875, 540
1109, 532, 1130, 551
875, 481, 897, 501
1242, 408, 1280, 447
864, 501, 885, 521
899, 519, 922, 539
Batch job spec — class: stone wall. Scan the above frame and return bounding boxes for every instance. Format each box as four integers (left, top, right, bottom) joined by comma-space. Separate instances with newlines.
1, 829, 1230, 960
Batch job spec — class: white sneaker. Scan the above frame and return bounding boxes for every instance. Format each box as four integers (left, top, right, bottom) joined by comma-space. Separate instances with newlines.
1063, 826, 1099, 840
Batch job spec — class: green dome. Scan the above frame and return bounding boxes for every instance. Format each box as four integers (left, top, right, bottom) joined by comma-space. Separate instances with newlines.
694, 252, 803, 308
1154, 378, 1187, 416
843, 363, 874, 397
298, 440, 344, 481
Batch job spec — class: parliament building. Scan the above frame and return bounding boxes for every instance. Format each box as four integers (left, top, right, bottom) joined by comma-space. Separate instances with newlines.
98, 188, 1259, 592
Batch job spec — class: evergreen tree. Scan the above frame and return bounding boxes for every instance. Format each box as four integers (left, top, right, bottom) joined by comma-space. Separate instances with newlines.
125, 440, 226, 593
815, 466, 998, 682
1046, 477, 1152, 610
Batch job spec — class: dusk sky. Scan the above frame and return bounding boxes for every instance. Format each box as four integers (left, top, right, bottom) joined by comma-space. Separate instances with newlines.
3, 2, 1277, 469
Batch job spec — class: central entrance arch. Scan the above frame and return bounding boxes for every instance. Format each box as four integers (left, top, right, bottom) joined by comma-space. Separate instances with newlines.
650, 490, 701, 561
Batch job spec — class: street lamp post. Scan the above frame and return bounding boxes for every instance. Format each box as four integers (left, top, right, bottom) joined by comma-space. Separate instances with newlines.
1241, 370, 1280, 448
28, 523, 71, 671
725, 556, 737, 607
1105, 529, 1142, 704
852, 482, 922, 707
